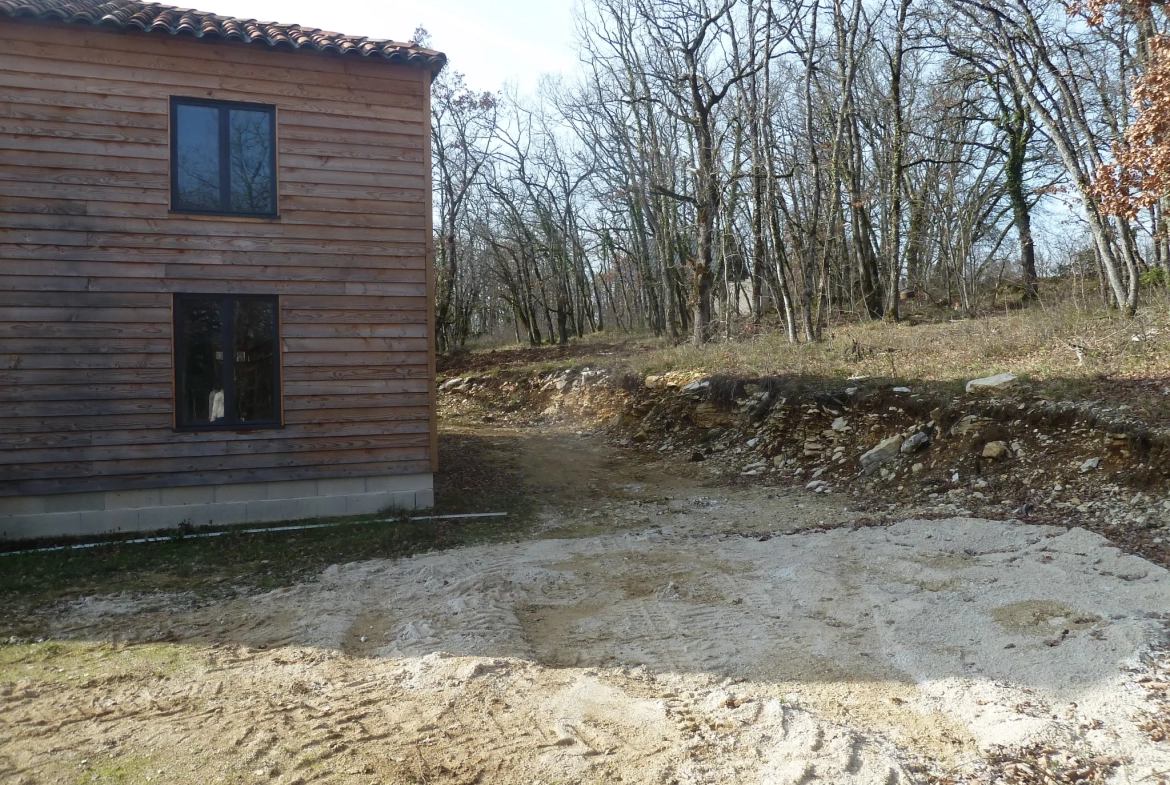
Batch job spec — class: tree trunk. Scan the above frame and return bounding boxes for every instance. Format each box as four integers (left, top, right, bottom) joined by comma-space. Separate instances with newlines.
1008, 175, 1039, 302
693, 202, 716, 344
801, 0, 822, 342
884, 0, 911, 322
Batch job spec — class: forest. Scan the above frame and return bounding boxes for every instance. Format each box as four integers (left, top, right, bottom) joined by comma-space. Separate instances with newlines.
424, 0, 1170, 349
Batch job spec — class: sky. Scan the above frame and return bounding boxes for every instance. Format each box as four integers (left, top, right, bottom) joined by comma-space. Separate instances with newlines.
187, 0, 579, 93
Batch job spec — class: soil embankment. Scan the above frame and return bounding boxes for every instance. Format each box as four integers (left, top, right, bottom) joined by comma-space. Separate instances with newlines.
441, 361, 1170, 570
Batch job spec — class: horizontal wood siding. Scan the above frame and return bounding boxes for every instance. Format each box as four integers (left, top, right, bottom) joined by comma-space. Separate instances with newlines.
0, 19, 435, 497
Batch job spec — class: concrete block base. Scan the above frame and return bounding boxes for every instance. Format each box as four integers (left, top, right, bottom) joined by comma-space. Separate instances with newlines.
0, 473, 434, 540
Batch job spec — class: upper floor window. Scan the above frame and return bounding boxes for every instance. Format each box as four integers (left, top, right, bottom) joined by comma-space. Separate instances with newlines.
171, 98, 277, 216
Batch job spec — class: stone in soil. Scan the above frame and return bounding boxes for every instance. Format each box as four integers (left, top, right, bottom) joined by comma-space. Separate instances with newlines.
966, 372, 1019, 395
983, 441, 1009, 460
861, 435, 904, 474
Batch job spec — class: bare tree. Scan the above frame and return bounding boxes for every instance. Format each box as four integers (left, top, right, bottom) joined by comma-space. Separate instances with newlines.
430, 67, 497, 351
946, 0, 1142, 313
425, 0, 1160, 355
616, 0, 798, 342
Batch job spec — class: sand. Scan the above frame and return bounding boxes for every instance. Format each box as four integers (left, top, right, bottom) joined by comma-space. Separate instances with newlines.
4, 513, 1169, 783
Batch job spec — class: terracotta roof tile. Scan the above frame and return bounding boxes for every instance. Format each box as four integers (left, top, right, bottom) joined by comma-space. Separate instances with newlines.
0, 0, 447, 75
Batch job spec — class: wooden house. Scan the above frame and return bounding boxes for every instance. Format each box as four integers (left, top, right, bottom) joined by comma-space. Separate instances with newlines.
0, 0, 445, 539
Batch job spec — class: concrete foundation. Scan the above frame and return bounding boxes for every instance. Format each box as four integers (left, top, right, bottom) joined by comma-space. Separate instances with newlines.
0, 473, 434, 540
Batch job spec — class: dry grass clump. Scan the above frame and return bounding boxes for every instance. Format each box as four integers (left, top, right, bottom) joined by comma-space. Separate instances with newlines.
628, 296, 1169, 386
460, 292, 1170, 420
603, 296, 1170, 424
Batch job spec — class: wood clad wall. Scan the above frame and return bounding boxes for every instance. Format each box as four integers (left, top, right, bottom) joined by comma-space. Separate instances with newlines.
0, 19, 436, 497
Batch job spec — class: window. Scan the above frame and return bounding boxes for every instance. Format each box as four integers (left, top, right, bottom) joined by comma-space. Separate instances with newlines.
174, 295, 281, 430
170, 98, 277, 216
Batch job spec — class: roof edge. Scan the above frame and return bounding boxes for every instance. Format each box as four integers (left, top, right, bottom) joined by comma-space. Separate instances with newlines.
0, 0, 448, 77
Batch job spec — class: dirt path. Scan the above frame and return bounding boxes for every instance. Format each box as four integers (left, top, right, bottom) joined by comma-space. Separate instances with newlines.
3, 425, 1170, 784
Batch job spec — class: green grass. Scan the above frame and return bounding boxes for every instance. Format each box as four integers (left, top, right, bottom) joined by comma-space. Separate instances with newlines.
0, 640, 194, 683
76, 756, 156, 785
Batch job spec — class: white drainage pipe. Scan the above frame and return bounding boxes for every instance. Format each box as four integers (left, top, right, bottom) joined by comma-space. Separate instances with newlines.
0, 512, 509, 557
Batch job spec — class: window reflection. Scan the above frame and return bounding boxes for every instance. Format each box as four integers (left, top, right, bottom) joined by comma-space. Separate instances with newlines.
229, 110, 274, 214
175, 105, 221, 211
234, 299, 276, 422
171, 99, 275, 215
177, 297, 224, 424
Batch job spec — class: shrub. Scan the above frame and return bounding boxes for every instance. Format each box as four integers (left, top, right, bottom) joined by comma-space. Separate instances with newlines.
1140, 267, 1167, 289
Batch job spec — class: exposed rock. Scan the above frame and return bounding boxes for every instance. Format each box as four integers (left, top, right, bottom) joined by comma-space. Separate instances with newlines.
831, 417, 850, 432
950, 415, 992, 437
965, 372, 1018, 395
982, 441, 1009, 460
645, 373, 696, 389
860, 436, 904, 475
669, 401, 723, 430
1081, 457, 1102, 473
901, 432, 930, 454
682, 379, 710, 394
892, 386, 911, 393
737, 392, 767, 411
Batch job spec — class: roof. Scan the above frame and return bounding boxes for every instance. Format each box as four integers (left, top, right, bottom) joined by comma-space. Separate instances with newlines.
0, 0, 447, 75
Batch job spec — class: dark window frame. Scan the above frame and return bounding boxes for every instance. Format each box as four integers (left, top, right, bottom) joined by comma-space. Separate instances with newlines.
173, 293, 284, 432
169, 97, 279, 217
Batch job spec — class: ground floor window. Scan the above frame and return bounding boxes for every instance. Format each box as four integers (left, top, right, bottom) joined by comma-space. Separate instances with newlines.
174, 294, 281, 429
